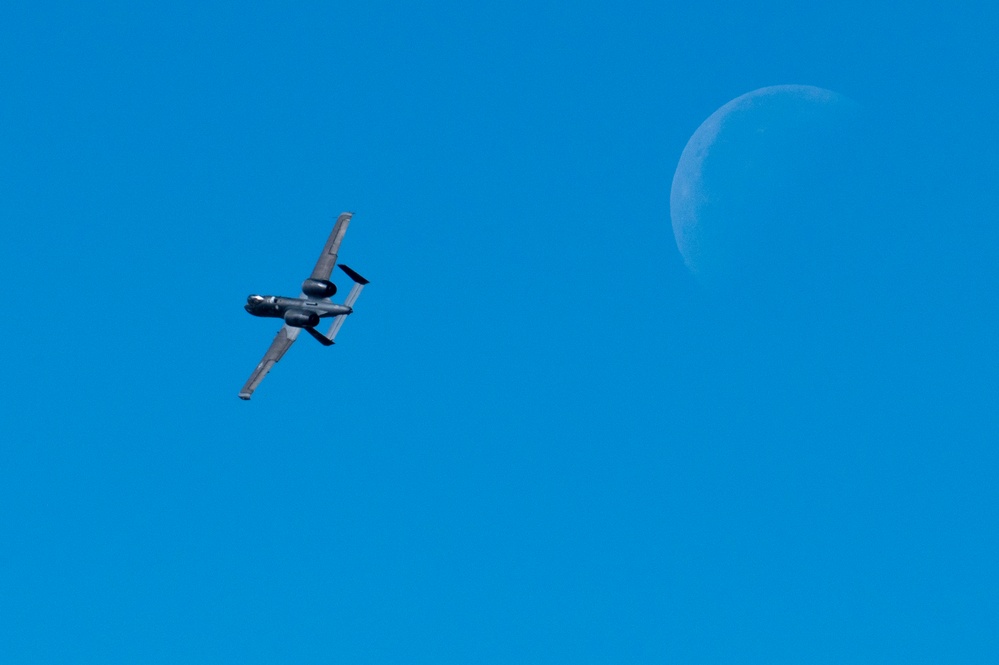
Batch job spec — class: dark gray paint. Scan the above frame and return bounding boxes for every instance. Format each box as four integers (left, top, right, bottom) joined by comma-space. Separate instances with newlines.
309, 212, 352, 281
239, 212, 368, 400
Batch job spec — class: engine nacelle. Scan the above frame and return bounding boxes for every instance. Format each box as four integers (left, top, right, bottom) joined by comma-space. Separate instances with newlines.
284, 309, 320, 328
301, 278, 337, 298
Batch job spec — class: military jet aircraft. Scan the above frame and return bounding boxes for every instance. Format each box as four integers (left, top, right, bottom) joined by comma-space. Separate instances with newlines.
239, 212, 369, 400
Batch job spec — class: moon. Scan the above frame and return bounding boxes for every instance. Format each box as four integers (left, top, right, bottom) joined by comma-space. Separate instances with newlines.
670, 85, 872, 308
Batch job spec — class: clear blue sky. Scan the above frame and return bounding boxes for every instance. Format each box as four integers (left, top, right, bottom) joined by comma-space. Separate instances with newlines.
1, 2, 996, 663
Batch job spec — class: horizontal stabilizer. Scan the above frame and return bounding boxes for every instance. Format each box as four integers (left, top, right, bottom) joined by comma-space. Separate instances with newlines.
339, 264, 370, 285
325, 314, 348, 343
322, 268, 368, 343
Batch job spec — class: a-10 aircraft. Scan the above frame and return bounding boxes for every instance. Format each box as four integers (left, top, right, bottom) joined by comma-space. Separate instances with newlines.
239, 212, 368, 400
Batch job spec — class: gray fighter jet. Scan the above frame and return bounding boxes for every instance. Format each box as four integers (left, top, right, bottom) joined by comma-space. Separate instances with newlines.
239, 212, 369, 400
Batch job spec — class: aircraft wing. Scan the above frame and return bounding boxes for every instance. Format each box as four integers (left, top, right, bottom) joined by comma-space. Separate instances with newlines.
309, 212, 354, 281
238, 325, 302, 400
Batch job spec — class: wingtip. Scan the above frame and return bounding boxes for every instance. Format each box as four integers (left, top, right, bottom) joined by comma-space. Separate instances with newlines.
238, 393, 251, 401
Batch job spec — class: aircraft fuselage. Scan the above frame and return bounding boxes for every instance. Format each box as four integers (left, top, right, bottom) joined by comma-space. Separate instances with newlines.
245, 295, 352, 320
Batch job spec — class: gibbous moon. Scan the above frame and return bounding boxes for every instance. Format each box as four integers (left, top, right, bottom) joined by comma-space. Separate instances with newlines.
670, 85, 872, 309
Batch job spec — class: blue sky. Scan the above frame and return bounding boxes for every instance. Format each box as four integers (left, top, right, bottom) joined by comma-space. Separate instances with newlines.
2, 1, 996, 662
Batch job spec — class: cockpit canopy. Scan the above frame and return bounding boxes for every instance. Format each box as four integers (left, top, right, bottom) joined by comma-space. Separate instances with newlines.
247, 295, 266, 306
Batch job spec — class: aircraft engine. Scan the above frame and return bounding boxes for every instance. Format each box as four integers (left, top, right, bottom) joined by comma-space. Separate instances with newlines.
284, 309, 320, 328
301, 278, 337, 298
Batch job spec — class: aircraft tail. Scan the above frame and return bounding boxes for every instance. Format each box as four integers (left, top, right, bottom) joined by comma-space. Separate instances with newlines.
321, 264, 370, 344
